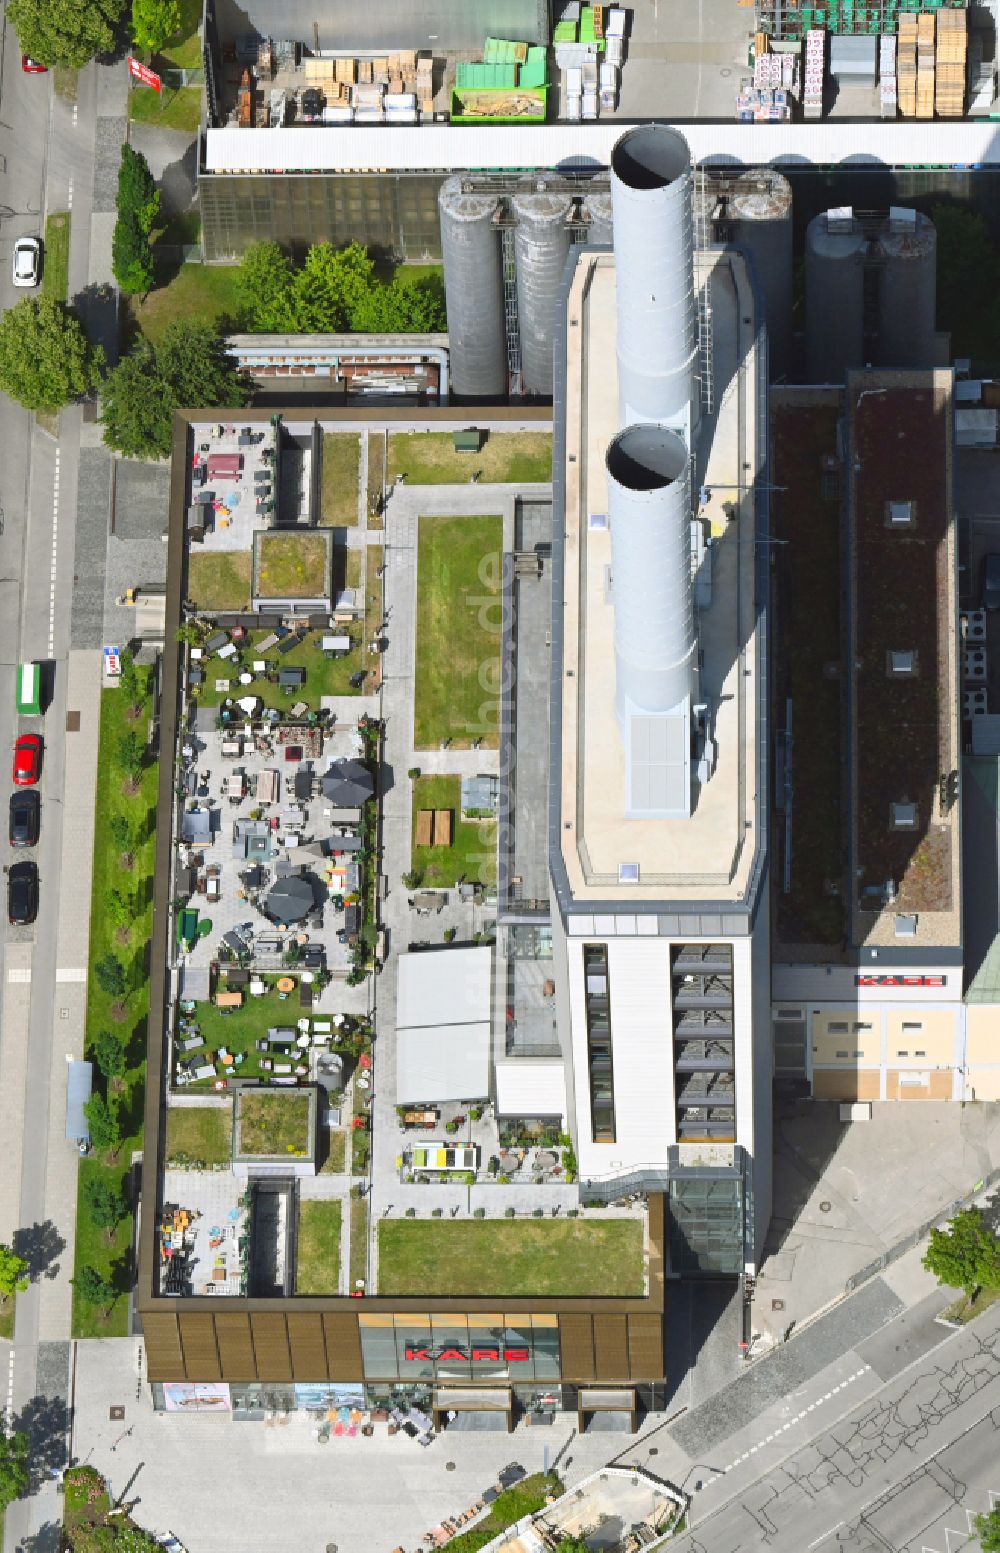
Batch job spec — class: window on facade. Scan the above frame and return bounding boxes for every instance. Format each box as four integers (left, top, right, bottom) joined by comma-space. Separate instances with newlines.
583, 944, 615, 1142
915, 1049, 926, 1057
853, 1049, 864, 1057
835, 1050, 849, 1059
897, 1050, 908, 1057
828, 1022, 848, 1034
853, 1022, 872, 1032
902, 1021, 922, 1031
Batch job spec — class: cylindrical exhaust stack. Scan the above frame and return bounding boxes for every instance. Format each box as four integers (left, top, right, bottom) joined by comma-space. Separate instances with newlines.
611, 126, 699, 435
438, 178, 507, 400
512, 190, 574, 397
606, 425, 697, 726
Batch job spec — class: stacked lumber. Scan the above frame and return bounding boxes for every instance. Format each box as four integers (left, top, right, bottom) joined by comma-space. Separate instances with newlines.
915, 11, 935, 119
897, 11, 917, 117
935, 8, 966, 116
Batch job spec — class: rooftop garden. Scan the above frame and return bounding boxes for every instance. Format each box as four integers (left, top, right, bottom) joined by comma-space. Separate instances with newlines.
410, 773, 497, 887
296, 1200, 342, 1294
187, 550, 252, 612
234, 1089, 313, 1159
254, 530, 332, 600
771, 398, 845, 946
321, 433, 362, 525
188, 607, 370, 709
165, 1103, 233, 1168
389, 430, 552, 485
853, 382, 954, 914
377, 1218, 644, 1297
414, 514, 502, 749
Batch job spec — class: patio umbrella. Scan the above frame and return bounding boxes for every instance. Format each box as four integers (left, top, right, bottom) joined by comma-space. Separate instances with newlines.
264, 875, 315, 924
320, 759, 374, 807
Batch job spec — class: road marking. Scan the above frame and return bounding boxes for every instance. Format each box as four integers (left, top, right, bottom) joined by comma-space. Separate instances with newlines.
55, 969, 87, 982
72, 104, 78, 128
48, 450, 61, 655
716, 1368, 872, 1480
6, 968, 31, 983
5, 1349, 14, 1429
67, 177, 74, 210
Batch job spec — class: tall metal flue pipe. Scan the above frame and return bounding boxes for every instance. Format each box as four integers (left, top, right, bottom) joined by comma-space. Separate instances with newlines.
438, 177, 507, 400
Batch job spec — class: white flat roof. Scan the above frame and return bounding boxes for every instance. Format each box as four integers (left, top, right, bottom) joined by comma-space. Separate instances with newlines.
204, 122, 1000, 175
396, 1023, 491, 1103
396, 945, 492, 1030
493, 1061, 566, 1120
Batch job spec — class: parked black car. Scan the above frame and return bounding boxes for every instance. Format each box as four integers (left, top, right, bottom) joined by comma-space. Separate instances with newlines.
7, 860, 38, 924
9, 789, 40, 848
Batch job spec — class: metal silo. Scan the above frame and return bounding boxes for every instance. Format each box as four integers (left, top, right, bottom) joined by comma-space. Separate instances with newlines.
584, 189, 614, 248
606, 424, 696, 726
610, 126, 699, 436
512, 190, 574, 398
877, 208, 937, 371
438, 178, 507, 401
725, 171, 794, 383
805, 209, 867, 385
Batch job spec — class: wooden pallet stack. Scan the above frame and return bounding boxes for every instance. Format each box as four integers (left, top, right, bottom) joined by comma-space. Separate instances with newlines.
935, 7, 966, 117
897, 11, 917, 116
915, 11, 935, 118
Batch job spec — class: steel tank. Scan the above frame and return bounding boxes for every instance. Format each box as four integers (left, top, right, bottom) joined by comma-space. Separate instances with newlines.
804, 210, 867, 384
438, 177, 507, 400
877, 208, 937, 371
725, 171, 794, 383
512, 189, 574, 397
583, 189, 614, 248
610, 126, 699, 434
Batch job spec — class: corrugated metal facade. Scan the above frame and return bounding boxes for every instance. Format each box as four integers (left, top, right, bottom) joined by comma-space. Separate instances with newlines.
216, 0, 547, 52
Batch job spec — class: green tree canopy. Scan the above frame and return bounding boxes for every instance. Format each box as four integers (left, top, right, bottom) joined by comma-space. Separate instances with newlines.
93, 954, 128, 1000
73, 1265, 117, 1316
117, 145, 160, 233
102, 324, 248, 460
8, 0, 125, 67
236, 239, 446, 334
130, 0, 180, 53
237, 241, 297, 332
0, 1430, 29, 1512
112, 211, 155, 296
92, 1027, 128, 1083
83, 1093, 124, 1157
975, 1508, 1000, 1553
116, 729, 145, 778
74, 1523, 164, 1553
83, 1177, 128, 1240
922, 1208, 1000, 1299
0, 297, 102, 412
0, 1244, 30, 1301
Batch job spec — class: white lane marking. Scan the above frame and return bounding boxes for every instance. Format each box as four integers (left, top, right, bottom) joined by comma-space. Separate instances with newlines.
67, 177, 74, 210
72, 104, 78, 128
55, 969, 87, 982
5, 1348, 14, 1428
48, 450, 61, 655
6, 968, 31, 983
715, 1368, 872, 1479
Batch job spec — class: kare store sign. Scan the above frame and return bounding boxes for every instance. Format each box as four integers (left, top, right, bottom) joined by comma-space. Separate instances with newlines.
128, 56, 162, 91
855, 975, 947, 988
405, 1346, 530, 1363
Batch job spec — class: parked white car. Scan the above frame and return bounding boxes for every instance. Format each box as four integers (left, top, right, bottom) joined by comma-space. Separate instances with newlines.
12, 236, 41, 288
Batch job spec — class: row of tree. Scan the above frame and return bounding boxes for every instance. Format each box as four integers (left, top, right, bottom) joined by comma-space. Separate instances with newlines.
113, 145, 160, 298
239, 240, 447, 335
8, 0, 183, 71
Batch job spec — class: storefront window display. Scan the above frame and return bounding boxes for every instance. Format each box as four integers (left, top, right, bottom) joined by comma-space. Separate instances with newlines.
359, 1314, 562, 1382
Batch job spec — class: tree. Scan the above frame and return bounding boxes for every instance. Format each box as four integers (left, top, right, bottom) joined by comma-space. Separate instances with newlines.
116, 730, 145, 782
291, 241, 376, 331
92, 1026, 128, 1085
112, 211, 155, 296
0, 1430, 29, 1512
73, 1265, 117, 1317
102, 324, 248, 460
83, 1177, 127, 1242
975, 1509, 1000, 1553
7, 0, 125, 68
84, 1093, 123, 1159
238, 241, 296, 332
117, 652, 143, 716
109, 813, 136, 867
922, 1208, 1000, 1300
0, 1244, 29, 1302
74, 1524, 164, 1553
116, 145, 160, 234
0, 297, 102, 412
130, 0, 180, 54
93, 953, 128, 1000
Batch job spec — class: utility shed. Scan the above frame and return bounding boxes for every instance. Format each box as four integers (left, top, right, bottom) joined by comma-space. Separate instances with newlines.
395, 946, 492, 1102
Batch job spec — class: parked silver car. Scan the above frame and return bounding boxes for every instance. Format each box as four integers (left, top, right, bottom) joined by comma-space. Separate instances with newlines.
12, 236, 41, 288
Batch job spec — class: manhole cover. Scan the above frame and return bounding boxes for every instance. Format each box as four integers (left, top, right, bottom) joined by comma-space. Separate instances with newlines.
771, 1298, 785, 1312
720, 67, 732, 77
109, 1406, 125, 1422
648, 1448, 658, 1457
327, 1544, 338, 1552
819, 1201, 832, 1213
446, 1462, 456, 1472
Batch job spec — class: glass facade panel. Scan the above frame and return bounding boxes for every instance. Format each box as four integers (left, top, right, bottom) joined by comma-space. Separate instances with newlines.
584, 944, 615, 1142
395, 1316, 436, 1380
529, 1314, 561, 1379
468, 1314, 512, 1382
429, 1316, 472, 1382
359, 1313, 398, 1379
668, 1176, 744, 1275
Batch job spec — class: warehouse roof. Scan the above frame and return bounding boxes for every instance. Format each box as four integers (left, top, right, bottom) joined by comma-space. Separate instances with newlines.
493, 1061, 566, 1119
396, 945, 492, 1030
394, 946, 493, 1103
203, 122, 1000, 176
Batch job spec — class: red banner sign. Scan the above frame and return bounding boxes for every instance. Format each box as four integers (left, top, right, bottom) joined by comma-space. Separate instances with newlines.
855, 975, 946, 988
128, 56, 162, 91
405, 1347, 529, 1363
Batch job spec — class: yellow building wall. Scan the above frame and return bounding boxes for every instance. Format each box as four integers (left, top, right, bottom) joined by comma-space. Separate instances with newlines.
966, 1068, 1000, 1101
811, 1013, 880, 1065
813, 1069, 881, 1102
966, 1007, 1000, 1065
885, 1008, 957, 1065
884, 1069, 954, 1101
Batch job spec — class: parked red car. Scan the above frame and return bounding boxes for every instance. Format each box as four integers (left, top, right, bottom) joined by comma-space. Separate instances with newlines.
21, 56, 48, 73
12, 734, 42, 786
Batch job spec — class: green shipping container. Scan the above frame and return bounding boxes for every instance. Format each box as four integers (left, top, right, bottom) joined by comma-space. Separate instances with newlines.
15, 662, 41, 717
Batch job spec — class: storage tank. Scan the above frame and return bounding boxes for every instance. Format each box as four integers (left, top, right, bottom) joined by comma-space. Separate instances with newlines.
438, 178, 507, 400
512, 190, 574, 397
805, 209, 867, 384
610, 126, 699, 434
877, 208, 937, 371
724, 171, 794, 383
606, 424, 696, 725
584, 189, 614, 247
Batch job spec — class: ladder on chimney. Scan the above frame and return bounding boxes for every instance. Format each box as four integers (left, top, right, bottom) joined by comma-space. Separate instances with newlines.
694, 169, 714, 418
500, 225, 523, 398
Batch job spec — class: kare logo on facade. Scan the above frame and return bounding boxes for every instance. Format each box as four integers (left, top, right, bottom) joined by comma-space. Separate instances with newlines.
404, 1347, 530, 1363
854, 975, 946, 988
